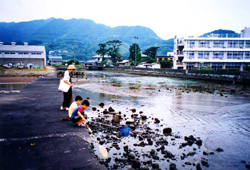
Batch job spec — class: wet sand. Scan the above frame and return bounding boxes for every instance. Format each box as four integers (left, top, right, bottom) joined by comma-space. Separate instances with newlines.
0, 76, 38, 83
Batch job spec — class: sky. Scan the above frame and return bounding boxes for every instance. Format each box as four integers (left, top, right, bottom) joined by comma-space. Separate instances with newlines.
0, 0, 250, 40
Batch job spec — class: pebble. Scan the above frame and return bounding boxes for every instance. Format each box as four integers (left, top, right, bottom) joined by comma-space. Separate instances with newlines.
216, 148, 224, 152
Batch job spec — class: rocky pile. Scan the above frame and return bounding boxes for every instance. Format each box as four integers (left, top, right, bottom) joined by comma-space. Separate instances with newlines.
87, 104, 225, 170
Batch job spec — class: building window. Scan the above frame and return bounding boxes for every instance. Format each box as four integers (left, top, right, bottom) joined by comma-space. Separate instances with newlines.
187, 40, 195, 48
227, 40, 244, 48
233, 51, 243, 59
213, 51, 224, 59
227, 52, 233, 59
198, 51, 209, 59
228, 40, 237, 48
18, 52, 24, 54
24, 52, 29, 55
226, 63, 240, 69
239, 41, 244, 48
199, 40, 210, 48
213, 40, 224, 48
227, 51, 243, 59
31, 52, 41, 55
246, 41, 250, 48
211, 63, 223, 70
197, 62, 209, 69
5, 52, 10, 54
187, 51, 195, 59
186, 63, 194, 70
245, 52, 250, 59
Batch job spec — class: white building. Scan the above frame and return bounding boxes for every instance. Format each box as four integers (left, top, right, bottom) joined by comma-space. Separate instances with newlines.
173, 29, 250, 71
48, 55, 62, 65
0, 42, 46, 68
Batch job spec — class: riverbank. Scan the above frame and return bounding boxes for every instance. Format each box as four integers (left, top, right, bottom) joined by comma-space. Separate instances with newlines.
0, 76, 106, 170
104, 67, 250, 85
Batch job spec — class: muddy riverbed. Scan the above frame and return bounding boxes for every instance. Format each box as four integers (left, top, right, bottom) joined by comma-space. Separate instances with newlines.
73, 71, 250, 170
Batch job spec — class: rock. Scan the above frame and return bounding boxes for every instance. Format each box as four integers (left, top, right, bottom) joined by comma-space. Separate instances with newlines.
152, 155, 159, 160
99, 102, 104, 108
103, 109, 109, 114
131, 160, 141, 169
130, 125, 136, 130
112, 116, 121, 124
141, 115, 147, 120
154, 118, 160, 124
147, 138, 153, 145
201, 160, 209, 167
195, 139, 202, 146
139, 136, 144, 141
126, 121, 134, 125
203, 151, 208, 155
128, 153, 136, 160
130, 108, 136, 113
196, 163, 202, 170
163, 127, 172, 136
108, 107, 115, 112
163, 151, 175, 159
169, 163, 177, 170
184, 135, 196, 146
150, 149, 156, 156
185, 162, 192, 165
139, 111, 143, 114
216, 148, 224, 152
151, 163, 159, 169
99, 140, 105, 145
92, 107, 97, 111
123, 145, 129, 152
138, 141, 146, 147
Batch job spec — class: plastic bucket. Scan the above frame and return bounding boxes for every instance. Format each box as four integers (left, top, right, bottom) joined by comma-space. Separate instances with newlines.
120, 126, 130, 137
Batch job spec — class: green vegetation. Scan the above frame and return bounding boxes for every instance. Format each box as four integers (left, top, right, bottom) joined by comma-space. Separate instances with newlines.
129, 44, 141, 66
201, 68, 214, 70
159, 60, 173, 68
220, 68, 240, 71
201, 29, 240, 38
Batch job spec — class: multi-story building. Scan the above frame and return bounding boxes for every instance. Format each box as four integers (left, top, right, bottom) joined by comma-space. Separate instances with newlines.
173, 28, 250, 71
0, 42, 46, 68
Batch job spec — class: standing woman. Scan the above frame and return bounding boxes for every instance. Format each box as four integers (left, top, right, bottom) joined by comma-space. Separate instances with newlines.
61, 65, 75, 110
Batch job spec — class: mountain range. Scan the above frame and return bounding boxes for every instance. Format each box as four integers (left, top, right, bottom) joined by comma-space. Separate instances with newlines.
0, 18, 173, 60
0, 18, 240, 61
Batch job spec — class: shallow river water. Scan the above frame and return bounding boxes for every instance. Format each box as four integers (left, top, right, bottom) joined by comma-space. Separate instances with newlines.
73, 71, 250, 170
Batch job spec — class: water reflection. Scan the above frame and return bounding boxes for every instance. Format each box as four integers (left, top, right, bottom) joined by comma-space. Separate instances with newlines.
0, 83, 27, 91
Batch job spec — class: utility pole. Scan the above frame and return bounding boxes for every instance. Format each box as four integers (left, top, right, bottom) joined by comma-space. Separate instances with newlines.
74, 43, 76, 62
134, 37, 139, 67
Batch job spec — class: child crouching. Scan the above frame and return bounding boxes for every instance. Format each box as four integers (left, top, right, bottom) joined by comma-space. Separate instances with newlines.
71, 100, 90, 127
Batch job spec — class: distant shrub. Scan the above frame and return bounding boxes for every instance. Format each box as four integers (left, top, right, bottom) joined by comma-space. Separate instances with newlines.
201, 68, 214, 70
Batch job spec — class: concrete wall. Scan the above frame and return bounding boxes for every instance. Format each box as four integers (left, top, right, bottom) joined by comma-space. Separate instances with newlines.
104, 67, 250, 84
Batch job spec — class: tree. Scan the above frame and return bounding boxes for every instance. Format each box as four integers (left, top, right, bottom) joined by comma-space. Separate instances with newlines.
143, 47, 159, 59
96, 43, 107, 61
106, 40, 122, 63
67, 59, 79, 65
129, 43, 141, 61
160, 59, 173, 68
141, 57, 156, 63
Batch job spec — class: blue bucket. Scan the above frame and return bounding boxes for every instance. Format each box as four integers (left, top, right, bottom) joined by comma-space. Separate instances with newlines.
120, 126, 130, 137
